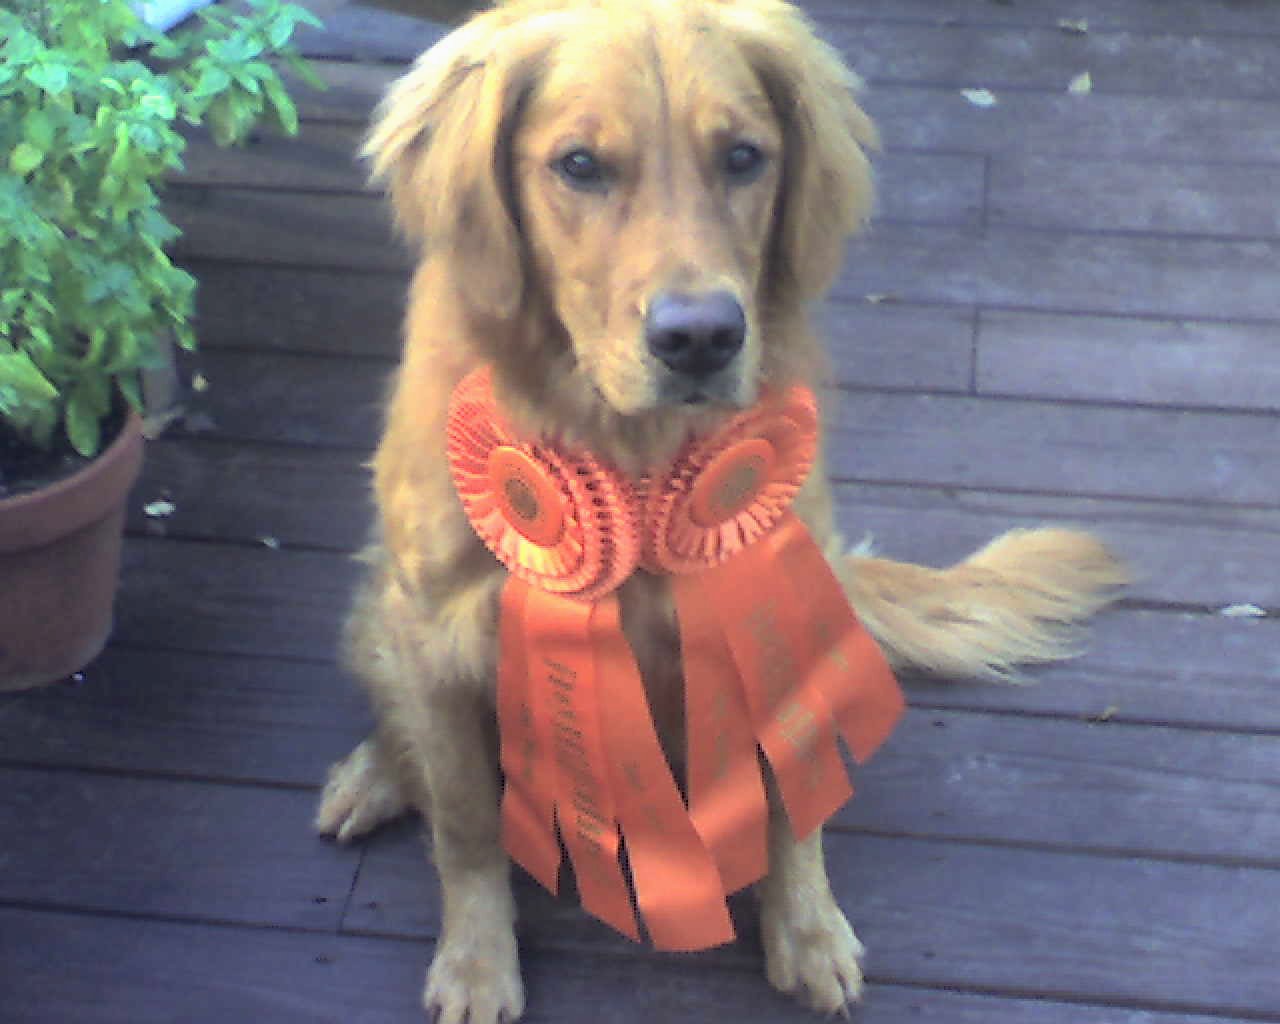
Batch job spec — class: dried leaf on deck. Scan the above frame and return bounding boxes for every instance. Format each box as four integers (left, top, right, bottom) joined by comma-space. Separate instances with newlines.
1220, 603, 1267, 619
961, 88, 998, 108
144, 499, 177, 519
1068, 71, 1093, 95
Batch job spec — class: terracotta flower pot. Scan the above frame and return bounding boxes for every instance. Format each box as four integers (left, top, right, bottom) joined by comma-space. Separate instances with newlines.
0, 414, 144, 692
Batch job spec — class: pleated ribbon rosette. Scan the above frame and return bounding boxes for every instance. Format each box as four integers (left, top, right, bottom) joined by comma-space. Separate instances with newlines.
446, 367, 904, 951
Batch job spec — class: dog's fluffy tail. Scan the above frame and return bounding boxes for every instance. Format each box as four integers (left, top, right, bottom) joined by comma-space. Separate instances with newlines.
839, 528, 1127, 682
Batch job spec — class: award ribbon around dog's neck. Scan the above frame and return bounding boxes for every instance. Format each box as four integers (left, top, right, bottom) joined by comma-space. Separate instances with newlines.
447, 366, 904, 951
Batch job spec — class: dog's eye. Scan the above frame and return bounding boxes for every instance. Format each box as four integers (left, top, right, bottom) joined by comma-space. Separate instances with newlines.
554, 149, 606, 189
724, 142, 766, 182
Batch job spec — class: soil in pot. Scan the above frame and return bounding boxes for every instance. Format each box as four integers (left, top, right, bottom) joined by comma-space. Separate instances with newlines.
1, 404, 128, 499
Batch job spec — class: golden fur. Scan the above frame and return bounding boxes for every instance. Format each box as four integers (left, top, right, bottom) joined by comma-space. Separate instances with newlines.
316, 2, 1126, 1020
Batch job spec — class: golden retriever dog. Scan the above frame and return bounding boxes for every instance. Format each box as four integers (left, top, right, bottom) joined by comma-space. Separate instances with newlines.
316, 1, 1125, 1019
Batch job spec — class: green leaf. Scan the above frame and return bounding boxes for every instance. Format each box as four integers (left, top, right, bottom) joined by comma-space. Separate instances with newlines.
209, 35, 264, 66
268, 16, 294, 50
22, 110, 55, 151
173, 320, 197, 352
24, 62, 70, 95
192, 65, 232, 101
128, 122, 163, 154
9, 141, 43, 175
263, 76, 298, 135
116, 371, 144, 412
136, 207, 182, 246
288, 7, 326, 31
148, 26, 182, 58
283, 52, 327, 92
233, 63, 265, 96
0, 350, 57, 405
0, 287, 23, 318
65, 384, 103, 457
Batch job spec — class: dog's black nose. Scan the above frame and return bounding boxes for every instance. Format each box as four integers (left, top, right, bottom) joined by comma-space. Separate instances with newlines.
645, 291, 746, 376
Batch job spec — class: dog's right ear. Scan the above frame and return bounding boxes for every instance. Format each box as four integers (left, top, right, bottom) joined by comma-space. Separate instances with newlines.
362, 16, 545, 323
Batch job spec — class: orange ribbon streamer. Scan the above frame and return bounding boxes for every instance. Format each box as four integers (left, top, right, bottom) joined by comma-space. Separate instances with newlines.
447, 367, 903, 951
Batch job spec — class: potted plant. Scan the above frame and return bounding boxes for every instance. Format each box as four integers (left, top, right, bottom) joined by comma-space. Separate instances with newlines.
0, 0, 323, 690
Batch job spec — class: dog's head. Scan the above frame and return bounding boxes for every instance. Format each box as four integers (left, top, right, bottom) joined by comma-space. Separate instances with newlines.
367, 0, 876, 422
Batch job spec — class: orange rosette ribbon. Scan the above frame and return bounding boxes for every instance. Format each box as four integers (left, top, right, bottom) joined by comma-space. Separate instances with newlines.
447, 368, 732, 951
645, 387, 904, 895
446, 368, 904, 952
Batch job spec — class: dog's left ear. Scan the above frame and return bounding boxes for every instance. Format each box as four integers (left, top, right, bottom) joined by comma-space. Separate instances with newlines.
720, 1, 879, 303
362, 15, 547, 323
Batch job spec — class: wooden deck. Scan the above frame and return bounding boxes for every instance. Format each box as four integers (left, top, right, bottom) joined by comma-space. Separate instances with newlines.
3, 1, 1279, 1020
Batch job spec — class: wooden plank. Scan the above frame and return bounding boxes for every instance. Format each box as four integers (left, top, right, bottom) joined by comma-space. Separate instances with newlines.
832, 834, 1280, 1017
0, 908, 426, 1024
108, 534, 1280, 732
287, 59, 393, 124
824, 21, 1280, 100
296, 0, 450, 62
170, 191, 1280, 323
115, 539, 359, 662
976, 311, 1280, 412
182, 348, 388, 450
865, 87, 1280, 163
188, 269, 974, 393
130, 437, 1280, 612
0, 648, 369, 785
838, 224, 1280, 323
809, 0, 1280, 37
873, 152, 984, 226
326, 708, 1280, 874
217, 694, 1280, 871
183, 120, 982, 226
186, 260, 406, 358
825, 389, 1280, 507
346, 826, 1280, 1016
1, 908, 423, 1024
906, 608, 1280, 733
841, 708, 1280, 864
822, 302, 974, 391
859, 987, 1244, 1024
191, 257, 973, 390
287, 62, 1280, 164
835, 481, 1280, 611
988, 155, 1280, 238
2, 907, 1238, 1024
168, 186, 400, 270
297, 0, 1280, 44
175, 348, 1280, 507
166, 158, 978, 272
132, 438, 374, 552
0, 767, 358, 928
180, 122, 369, 192
350, 696, 1280, 967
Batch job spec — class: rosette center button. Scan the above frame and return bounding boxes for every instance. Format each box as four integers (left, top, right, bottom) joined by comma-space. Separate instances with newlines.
689, 438, 777, 528
488, 446, 566, 546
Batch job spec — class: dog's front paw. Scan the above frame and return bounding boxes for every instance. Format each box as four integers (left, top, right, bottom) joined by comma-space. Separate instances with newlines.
314, 737, 409, 842
761, 893, 866, 1016
424, 929, 524, 1024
